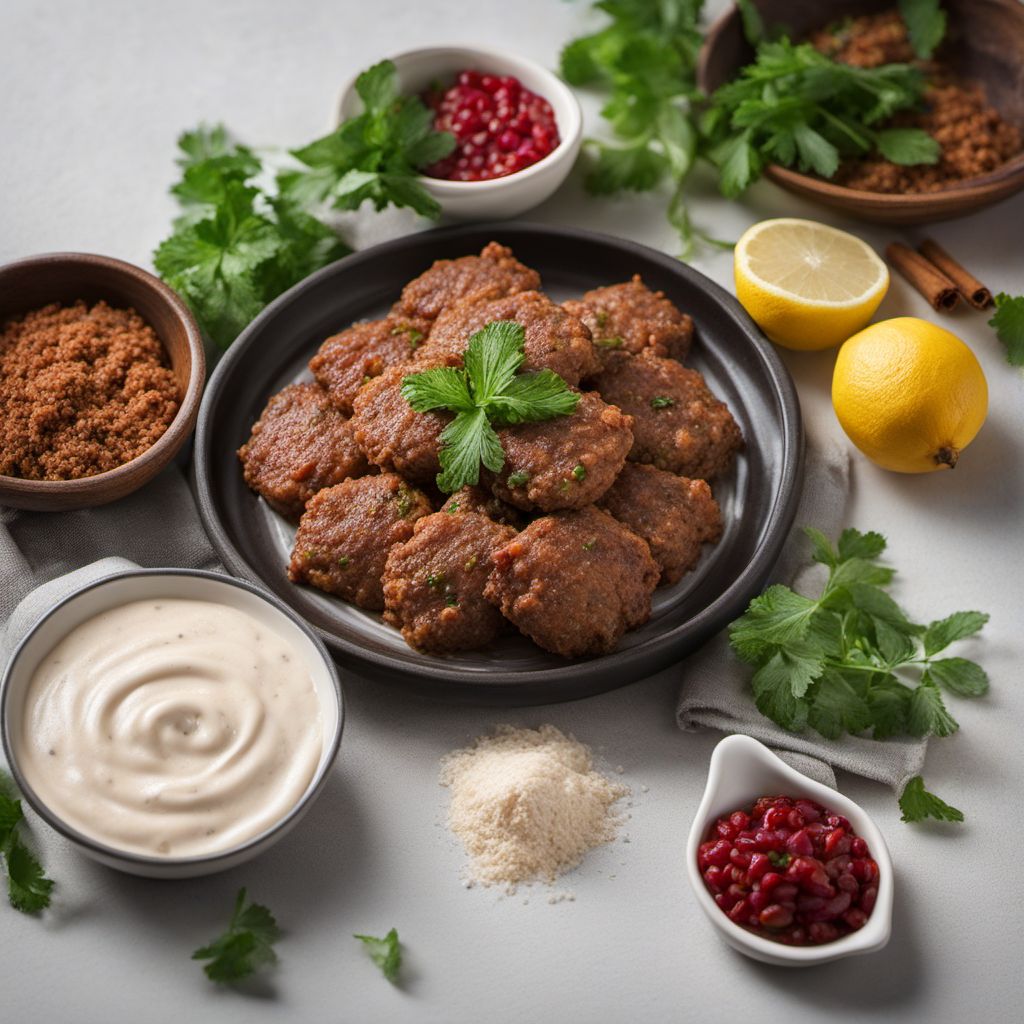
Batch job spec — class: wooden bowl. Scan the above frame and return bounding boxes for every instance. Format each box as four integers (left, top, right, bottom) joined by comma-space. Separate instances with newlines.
697, 0, 1024, 224
0, 253, 205, 511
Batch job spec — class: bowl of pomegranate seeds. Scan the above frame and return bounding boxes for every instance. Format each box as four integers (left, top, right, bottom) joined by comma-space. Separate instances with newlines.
687, 734, 893, 966
337, 46, 582, 219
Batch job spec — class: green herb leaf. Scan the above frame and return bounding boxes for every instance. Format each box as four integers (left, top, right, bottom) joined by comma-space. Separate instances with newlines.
727, 526, 990, 821
988, 293, 1024, 366
899, 0, 947, 60
401, 321, 578, 492
0, 771, 54, 914
192, 888, 281, 984
923, 611, 989, 656
354, 928, 402, 983
875, 128, 940, 165
925, 658, 989, 697
899, 776, 963, 823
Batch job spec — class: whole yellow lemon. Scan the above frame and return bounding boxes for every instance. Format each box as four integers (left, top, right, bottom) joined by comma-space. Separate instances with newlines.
832, 317, 988, 473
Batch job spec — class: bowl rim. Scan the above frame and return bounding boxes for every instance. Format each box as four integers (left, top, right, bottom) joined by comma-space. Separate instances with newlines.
696, 2, 1024, 204
333, 44, 583, 194
685, 734, 894, 965
0, 567, 345, 869
0, 251, 205, 499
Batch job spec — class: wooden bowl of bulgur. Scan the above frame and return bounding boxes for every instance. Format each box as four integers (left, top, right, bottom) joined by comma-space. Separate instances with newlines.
698, 0, 1024, 224
0, 253, 205, 511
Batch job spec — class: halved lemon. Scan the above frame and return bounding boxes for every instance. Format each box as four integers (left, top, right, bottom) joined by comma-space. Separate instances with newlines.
734, 218, 889, 351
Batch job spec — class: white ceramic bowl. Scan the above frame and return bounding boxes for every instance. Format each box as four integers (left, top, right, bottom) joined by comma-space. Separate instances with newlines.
0, 569, 344, 879
336, 46, 583, 219
686, 734, 894, 967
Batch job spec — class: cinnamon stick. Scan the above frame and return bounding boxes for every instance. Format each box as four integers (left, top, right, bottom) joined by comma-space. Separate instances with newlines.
885, 243, 961, 312
918, 239, 994, 310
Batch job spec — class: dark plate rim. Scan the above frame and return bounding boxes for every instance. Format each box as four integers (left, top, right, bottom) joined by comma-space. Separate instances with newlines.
193, 222, 803, 689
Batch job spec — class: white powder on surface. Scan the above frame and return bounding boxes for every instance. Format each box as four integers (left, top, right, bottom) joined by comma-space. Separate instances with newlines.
440, 724, 629, 890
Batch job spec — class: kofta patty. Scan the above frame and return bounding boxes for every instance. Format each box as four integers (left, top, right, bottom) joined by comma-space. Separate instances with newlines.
309, 314, 430, 415
439, 485, 525, 529
238, 382, 371, 520
484, 506, 659, 658
349, 363, 449, 486
394, 242, 541, 322
288, 473, 433, 610
488, 391, 634, 512
383, 511, 516, 653
563, 275, 694, 367
598, 463, 723, 585
417, 290, 600, 385
592, 351, 742, 479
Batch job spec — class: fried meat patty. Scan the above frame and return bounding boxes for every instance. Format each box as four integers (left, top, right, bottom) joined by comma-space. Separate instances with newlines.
309, 314, 430, 415
288, 473, 433, 611
592, 352, 742, 479
237, 382, 371, 520
349, 364, 449, 486
598, 463, 723, 585
564, 274, 694, 367
488, 391, 633, 512
484, 506, 659, 658
393, 242, 540, 322
418, 290, 600, 385
439, 485, 525, 529
383, 511, 516, 653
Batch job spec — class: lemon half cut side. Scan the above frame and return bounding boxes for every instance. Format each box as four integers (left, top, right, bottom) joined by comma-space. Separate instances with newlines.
734, 218, 890, 351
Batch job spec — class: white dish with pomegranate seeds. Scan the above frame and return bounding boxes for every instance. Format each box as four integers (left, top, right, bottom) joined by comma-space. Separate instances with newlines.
686, 734, 894, 967
335, 46, 583, 219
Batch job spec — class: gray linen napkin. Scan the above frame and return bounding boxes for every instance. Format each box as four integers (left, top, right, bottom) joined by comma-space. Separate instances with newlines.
0, 463, 220, 663
676, 426, 928, 796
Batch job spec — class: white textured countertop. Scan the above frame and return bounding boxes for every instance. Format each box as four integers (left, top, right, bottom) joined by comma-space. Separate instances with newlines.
2, 1, 1022, 1021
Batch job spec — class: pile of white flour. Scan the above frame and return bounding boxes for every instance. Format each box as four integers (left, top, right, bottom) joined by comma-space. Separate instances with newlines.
440, 724, 628, 889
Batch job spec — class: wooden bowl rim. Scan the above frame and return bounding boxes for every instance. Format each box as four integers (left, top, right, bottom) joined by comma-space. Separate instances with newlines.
0, 251, 205, 502
697, 0, 1024, 208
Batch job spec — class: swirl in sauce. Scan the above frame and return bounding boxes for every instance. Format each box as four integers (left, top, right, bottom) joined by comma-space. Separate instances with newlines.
17, 598, 323, 858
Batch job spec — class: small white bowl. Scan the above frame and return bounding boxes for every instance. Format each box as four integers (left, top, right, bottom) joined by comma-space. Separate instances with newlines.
0, 569, 344, 879
336, 46, 583, 220
686, 734, 894, 967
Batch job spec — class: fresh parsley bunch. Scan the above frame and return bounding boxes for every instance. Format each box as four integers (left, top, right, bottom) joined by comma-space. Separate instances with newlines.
729, 528, 988, 823
0, 770, 55, 914
560, 0, 710, 253
701, 38, 939, 198
192, 888, 281, 983
279, 60, 456, 219
401, 321, 579, 493
153, 125, 350, 350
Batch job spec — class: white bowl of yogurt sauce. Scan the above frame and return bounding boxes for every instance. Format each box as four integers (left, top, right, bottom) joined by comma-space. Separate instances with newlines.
1, 569, 344, 878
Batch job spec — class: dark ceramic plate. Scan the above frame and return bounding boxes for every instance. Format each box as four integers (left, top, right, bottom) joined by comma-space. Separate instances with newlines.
193, 223, 803, 704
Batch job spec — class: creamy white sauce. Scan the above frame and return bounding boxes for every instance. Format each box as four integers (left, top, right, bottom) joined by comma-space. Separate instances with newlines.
18, 598, 323, 858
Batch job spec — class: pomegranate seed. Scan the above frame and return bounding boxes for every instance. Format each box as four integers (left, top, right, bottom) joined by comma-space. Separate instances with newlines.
728, 898, 752, 923
759, 904, 794, 929
748, 890, 770, 912
716, 820, 739, 841
795, 800, 822, 821
749, 853, 772, 881
860, 885, 878, 914
763, 806, 788, 830
809, 922, 839, 944
729, 811, 750, 830
772, 883, 799, 901
851, 837, 869, 857
825, 828, 852, 857
787, 809, 806, 830
836, 873, 859, 893
786, 828, 814, 857
703, 866, 727, 893
759, 871, 784, 892
704, 840, 732, 867
843, 908, 868, 930
729, 848, 751, 868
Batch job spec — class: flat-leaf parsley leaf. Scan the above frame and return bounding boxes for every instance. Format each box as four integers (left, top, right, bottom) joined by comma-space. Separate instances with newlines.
728, 527, 988, 822
354, 927, 402, 982
192, 888, 281, 983
401, 321, 579, 492
988, 292, 1024, 366
0, 770, 54, 914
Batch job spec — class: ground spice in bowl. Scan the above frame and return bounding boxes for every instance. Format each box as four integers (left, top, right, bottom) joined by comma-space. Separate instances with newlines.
440, 725, 628, 891
0, 300, 180, 481
810, 10, 1023, 193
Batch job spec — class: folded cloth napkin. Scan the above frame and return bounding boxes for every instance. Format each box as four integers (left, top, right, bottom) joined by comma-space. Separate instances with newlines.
0, 464, 220, 663
676, 426, 927, 797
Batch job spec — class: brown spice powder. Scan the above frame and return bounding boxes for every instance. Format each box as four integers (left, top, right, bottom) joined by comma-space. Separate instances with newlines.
810, 10, 1023, 194
0, 300, 180, 480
